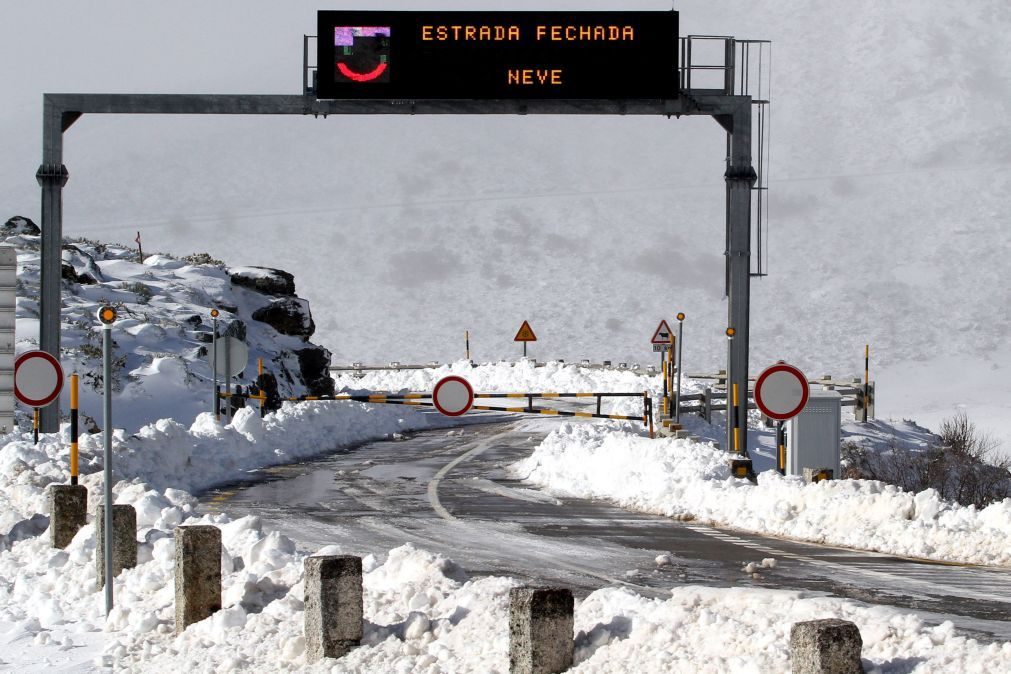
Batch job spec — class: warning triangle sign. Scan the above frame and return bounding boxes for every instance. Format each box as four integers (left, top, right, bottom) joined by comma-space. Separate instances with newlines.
650, 320, 674, 345
514, 320, 537, 342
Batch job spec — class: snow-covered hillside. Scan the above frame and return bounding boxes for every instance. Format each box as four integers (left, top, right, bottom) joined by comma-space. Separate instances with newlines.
7, 215, 333, 432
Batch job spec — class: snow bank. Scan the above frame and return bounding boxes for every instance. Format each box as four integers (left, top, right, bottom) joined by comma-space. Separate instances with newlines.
0, 401, 439, 533
513, 423, 1011, 567
3, 509, 1011, 673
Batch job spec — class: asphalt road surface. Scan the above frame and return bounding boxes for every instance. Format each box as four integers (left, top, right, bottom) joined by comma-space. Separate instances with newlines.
202, 418, 1011, 643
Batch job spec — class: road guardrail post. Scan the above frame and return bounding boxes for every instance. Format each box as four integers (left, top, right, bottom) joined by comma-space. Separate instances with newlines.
790, 618, 863, 674
509, 587, 573, 674
304, 555, 363, 663
48, 484, 87, 549
95, 504, 137, 588
175, 525, 221, 633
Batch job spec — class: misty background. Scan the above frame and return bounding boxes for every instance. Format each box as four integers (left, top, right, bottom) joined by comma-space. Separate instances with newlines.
1, 1, 1009, 446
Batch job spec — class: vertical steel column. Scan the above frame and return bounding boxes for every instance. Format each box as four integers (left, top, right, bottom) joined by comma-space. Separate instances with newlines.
38, 97, 68, 433
724, 100, 757, 457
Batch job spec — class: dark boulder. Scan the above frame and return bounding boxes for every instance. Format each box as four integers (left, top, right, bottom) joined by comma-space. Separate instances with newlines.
228, 266, 296, 296
297, 346, 334, 398
2, 216, 40, 236
251, 298, 315, 339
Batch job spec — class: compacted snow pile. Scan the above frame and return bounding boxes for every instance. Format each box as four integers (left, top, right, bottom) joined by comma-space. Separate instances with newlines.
334, 358, 686, 419
4, 508, 1011, 673
0, 402, 438, 535
513, 423, 1011, 567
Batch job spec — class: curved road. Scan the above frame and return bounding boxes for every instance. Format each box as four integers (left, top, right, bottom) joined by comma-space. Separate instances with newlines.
203, 419, 1011, 642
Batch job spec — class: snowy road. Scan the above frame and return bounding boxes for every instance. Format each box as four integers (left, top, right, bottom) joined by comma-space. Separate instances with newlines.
202, 420, 1011, 643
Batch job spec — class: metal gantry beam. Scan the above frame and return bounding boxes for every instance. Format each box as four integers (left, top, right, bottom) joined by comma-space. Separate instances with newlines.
37, 92, 754, 450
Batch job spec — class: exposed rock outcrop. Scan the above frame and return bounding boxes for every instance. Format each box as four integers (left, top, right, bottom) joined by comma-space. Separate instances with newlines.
251, 298, 315, 339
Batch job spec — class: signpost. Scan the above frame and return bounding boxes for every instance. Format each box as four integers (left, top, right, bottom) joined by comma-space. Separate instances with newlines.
755, 361, 810, 477
650, 320, 674, 415
432, 376, 474, 417
317, 10, 678, 101
514, 320, 537, 358
97, 305, 116, 615
206, 334, 248, 420
675, 313, 685, 423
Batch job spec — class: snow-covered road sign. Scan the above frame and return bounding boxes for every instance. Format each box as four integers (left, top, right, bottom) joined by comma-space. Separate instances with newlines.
755, 362, 810, 421
432, 376, 474, 417
14, 350, 64, 408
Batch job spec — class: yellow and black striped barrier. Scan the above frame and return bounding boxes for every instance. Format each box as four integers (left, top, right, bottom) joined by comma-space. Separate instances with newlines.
219, 389, 653, 432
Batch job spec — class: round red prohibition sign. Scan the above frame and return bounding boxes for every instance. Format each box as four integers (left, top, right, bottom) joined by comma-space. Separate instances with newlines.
754, 362, 810, 421
14, 350, 65, 408
432, 376, 474, 417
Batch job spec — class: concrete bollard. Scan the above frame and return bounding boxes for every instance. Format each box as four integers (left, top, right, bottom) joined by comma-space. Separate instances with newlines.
304, 555, 363, 663
509, 587, 573, 674
49, 484, 88, 549
174, 525, 222, 634
95, 504, 138, 588
790, 619, 864, 674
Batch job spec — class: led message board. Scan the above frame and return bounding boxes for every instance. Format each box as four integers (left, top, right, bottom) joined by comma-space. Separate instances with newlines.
316, 11, 678, 100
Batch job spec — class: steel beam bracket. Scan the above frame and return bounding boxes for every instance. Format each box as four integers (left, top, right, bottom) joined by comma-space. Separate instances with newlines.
36, 164, 69, 187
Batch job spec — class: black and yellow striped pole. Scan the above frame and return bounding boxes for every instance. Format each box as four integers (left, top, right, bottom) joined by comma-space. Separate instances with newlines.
725, 327, 736, 454
776, 420, 786, 475
863, 344, 870, 423
732, 382, 741, 454
465, 331, 470, 361
33, 408, 39, 445
257, 358, 264, 418
675, 312, 685, 424
70, 374, 79, 485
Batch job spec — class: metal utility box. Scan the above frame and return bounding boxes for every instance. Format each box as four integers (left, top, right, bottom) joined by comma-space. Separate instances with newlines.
786, 390, 841, 478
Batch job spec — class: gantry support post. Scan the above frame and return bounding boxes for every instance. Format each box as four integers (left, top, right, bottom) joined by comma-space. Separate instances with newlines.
721, 100, 757, 458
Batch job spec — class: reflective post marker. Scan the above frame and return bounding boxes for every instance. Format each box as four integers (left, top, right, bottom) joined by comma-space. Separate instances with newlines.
725, 327, 735, 454
97, 305, 116, 615
465, 330, 470, 361
33, 408, 39, 444
675, 313, 685, 424
70, 374, 79, 485
732, 382, 741, 453
863, 344, 870, 423
224, 340, 232, 420
776, 421, 786, 475
211, 309, 219, 421
258, 357, 264, 417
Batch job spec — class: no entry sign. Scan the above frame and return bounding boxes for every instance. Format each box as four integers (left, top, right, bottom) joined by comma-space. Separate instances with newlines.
14, 351, 64, 408
432, 375, 474, 417
754, 362, 809, 421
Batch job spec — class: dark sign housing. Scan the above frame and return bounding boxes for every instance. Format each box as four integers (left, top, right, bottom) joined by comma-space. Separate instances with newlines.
316, 11, 678, 100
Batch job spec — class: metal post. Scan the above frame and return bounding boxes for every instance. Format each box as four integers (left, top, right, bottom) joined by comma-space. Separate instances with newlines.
776, 421, 786, 475
257, 357, 264, 418
211, 311, 219, 421
661, 348, 668, 416
523, 342, 527, 359
224, 342, 231, 420
675, 313, 685, 423
466, 330, 470, 361
37, 100, 70, 433
70, 374, 79, 485
102, 316, 114, 614
863, 344, 869, 423
724, 101, 757, 459
726, 328, 734, 454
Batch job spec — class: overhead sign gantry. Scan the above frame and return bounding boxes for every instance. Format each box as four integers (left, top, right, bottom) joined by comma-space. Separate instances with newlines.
36, 12, 767, 457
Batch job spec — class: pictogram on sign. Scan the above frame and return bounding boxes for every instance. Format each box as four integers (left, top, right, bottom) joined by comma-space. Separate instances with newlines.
514, 321, 537, 342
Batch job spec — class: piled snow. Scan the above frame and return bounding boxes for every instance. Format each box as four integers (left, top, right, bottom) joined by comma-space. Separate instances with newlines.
513, 423, 1011, 567
0, 402, 438, 534
335, 359, 681, 418
4, 510, 1011, 672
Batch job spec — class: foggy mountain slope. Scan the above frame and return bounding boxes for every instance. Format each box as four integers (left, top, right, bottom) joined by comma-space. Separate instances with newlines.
1, 1, 1008, 377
